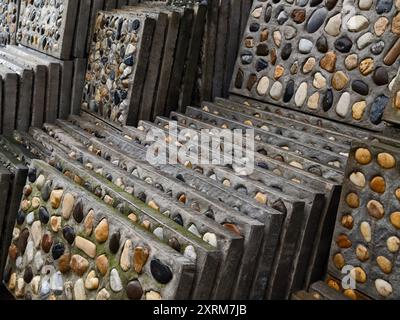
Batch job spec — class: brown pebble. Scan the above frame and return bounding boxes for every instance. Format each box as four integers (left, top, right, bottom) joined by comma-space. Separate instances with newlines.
336, 234, 352, 248
390, 211, 400, 229
370, 176, 386, 193
377, 152, 396, 169
346, 192, 360, 208
355, 148, 372, 165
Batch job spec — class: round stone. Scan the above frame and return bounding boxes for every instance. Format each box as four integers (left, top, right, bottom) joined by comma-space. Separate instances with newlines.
352, 101, 367, 120
95, 219, 109, 243
334, 36, 353, 53
295, 82, 308, 107
256, 77, 270, 95
320, 51, 337, 72
71, 254, 89, 276
377, 256, 392, 274
336, 92, 351, 117
291, 9, 306, 23
332, 71, 349, 90
269, 82, 283, 100
346, 192, 360, 208
284, 26, 297, 40
313, 72, 326, 89
387, 236, 400, 252
150, 259, 173, 284
359, 0, 373, 9
371, 41, 385, 55
360, 221, 372, 242
352, 80, 369, 96
350, 267, 367, 283
370, 176, 386, 193
341, 214, 354, 229
356, 244, 370, 261
62, 226, 76, 245
373, 67, 389, 86
346, 15, 369, 32
375, 279, 392, 297
274, 65, 285, 79
374, 17, 389, 36
345, 54, 358, 70
390, 211, 400, 228
377, 152, 396, 169
58, 254, 71, 274
376, 0, 393, 13
359, 58, 374, 75
336, 234, 352, 248
316, 35, 328, 53
325, 13, 342, 36
367, 200, 385, 219
307, 92, 320, 109
307, 8, 328, 33
283, 80, 295, 102
126, 280, 143, 300
333, 253, 345, 269
322, 89, 334, 111
355, 148, 372, 164
52, 242, 65, 260
299, 38, 313, 53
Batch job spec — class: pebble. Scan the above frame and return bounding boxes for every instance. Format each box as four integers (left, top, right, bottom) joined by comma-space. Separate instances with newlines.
96, 288, 111, 300
95, 219, 109, 243
28, 168, 37, 183
255, 192, 268, 204
21, 199, 31, 212
50, 189, 63, 209
203, 232, 218, 247
70, 254, 89, 276
49, 216, 62, 234
336, 92, 351, 117
64, 281, 73, 300
352, 80, 369, 95
336, 234, 352, 248
26, 212, 34, 225
291, 9, 305, 24
41, 181, 52, 201
31, 221, 42, 248
50, 272, 63, 295
109, 231, 121, 254
61, 193, 75, 219
73, 199, 84, 223
274, 65, 284, 79
8, 273, 16, 290
376, 0, 393, 13
390, 211, 400, 228
350, 267, 367, 283
74, 279, 86, 300
75, 236, 96, 258
377, 256, 392, 274
96, 255, 109, 276
346, 15, 369, 32
316, 35, 328, 53
313, 72, 326, 89
350, 171, 366, 187
345, 54, 358, 70
374, 17, 389, 36
134, 246, 149, 273
367, 200, 385, 219
359, 58, 374, 75
307, 92, 320, 109
346, 192, 360, 209
371, 41, 385, 55
373, 67, 389, 86
62, 225, 75, 245
356, 244, 370, 261
58, 254, 71, 274
126, 280, 143, 300
283, 80, 295, 102
34, 252, 43, 271
341, 214, 354, 229
23, 265, 33, 284
384, 38, 400, 66
85, 270, 99, 290
370, 95, 389, 124
387, 236, 400, 252
40, 277, 51, 299
273, 31, 282, 48
39, 207, 50, 225
375, 279, 392, 297
352, 101, 367, 120
360, 221, 372, 242
184, 245, 197, 261
334, 36, 353, 53
146, 291, 162, 300
320, 51, 336, 72
332, 71, 349, 91
357, 32, 374, 50
295, 82, 308, 107
84, 210, 94, 236
120, 240, 132, 271
325, 13, 341, 36
333, 253, 345, 269
41, 233, 53, 253
307, 8, 328, 33
298, 39, 313, 53
189, 224, 202, 237
303, 57, 316, 74
15, 278, 25, 298
281, 43, 292, 60
256, 77, 269, 95
31, 197, 40, 210
151, 259, 173, 284
370, 176, 386, 193
355, 148, 372, 164
284, 26, 297, 40
269, 82, 283, 100
359, 0, 373, 9
31, 276, 40, 295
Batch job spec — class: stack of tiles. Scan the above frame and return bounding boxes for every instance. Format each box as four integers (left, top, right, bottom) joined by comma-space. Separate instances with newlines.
327, 141, 400, 300
230, 0, 400, 131
0, 0, 19, 45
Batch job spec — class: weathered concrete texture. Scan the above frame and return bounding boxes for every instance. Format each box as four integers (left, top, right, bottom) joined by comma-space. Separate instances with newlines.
329, 141, 400, 300
0, 63, 18, 136
17, 0, 78, 59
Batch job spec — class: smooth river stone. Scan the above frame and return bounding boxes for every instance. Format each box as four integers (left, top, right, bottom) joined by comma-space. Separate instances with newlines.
352, 101, 367, 120
303, 57, 316, 73
70, 254, 89, 276
307, 92, 320, 109
283, 80, 295, 102
50, 189, 63, 209
376, 0, 393, 13
375, 17, 389, 36
120, 240, 132, 271
95, 219, 109, 243
375, 279, 393, 297
273, 31, 282, 48
332, 71, 349, 90
346, 15, 369, 32
31, 221, 42, 248
326, 0, 339, 9
359, 58, 374, 75
270, 82, 283, 100
307, 8, 328, 33
299, 39, 313, 53
257, 77, 270, 95
316, 35, 328, 53
335, 36, 353, 53
291, 9, 306, 24
126, 280, 143, 300
297, 0, 309, 5
74, 279, 86, 300
281, 43, 292, 60
313, 72, 326, 88
357, 32, 374, 50
373, 67, 389, 85
295, 82, 308, 107
150, 259, 173, 284
62, 193, 75, 219
359, 0, 373, 9
352, 80, 369, 95
320, 51, 337, 72
336, 92, 351, 117
371, 41, 385, 55
322, 89, 334, 111
325, 13, 342, 36
109, 232, 121, 254
75, 236, 96, 258
384, 38, 400, 65
370, 95, 389, 124
284, 26, 297, 40
110, 269, 123, 292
